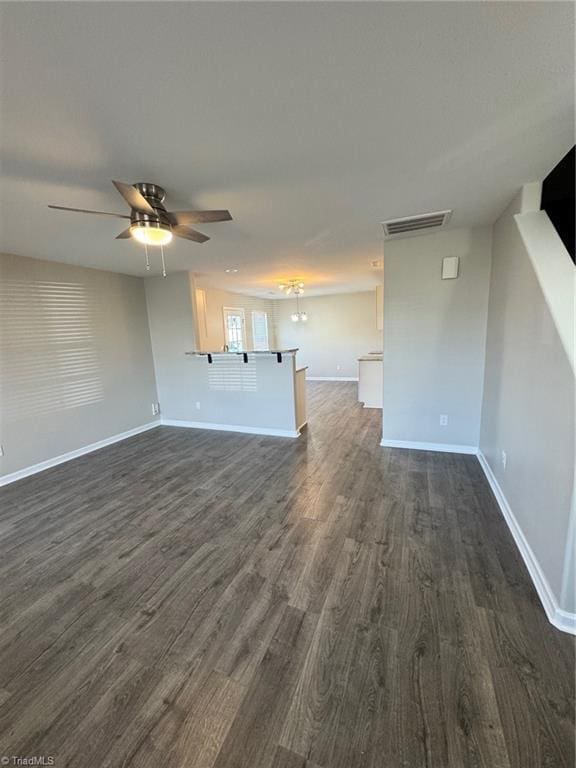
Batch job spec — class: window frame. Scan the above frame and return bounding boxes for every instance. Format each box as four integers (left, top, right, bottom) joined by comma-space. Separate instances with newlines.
251, 310, 269, 352
222, 307, 246, 352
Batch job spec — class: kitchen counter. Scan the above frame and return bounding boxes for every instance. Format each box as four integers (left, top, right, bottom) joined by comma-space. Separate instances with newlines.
180, 348, 306, 437
186, 348, 297, 357
358, 353, 383, 408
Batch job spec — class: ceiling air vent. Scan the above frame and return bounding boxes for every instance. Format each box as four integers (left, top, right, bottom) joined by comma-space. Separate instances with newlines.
381, 209, 452, 239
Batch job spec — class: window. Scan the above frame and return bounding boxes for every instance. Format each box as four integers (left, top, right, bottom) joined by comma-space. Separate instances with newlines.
223, 307, 246, 352
251, 310, 269, 351
0, 278, 104, 420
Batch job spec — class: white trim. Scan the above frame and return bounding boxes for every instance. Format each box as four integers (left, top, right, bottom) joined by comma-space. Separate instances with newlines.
0, 418, 299, 487
307, 376, 359, 382
380, 439, 477, 455
477, 451, 576, 636
251, 309, 269, 352
161, 418, 300, 438
0, 421, 160, 487
379, 440, 576, 634
222, 306, 247, 352
560, 495, 576, 611
519, 180, 542, 213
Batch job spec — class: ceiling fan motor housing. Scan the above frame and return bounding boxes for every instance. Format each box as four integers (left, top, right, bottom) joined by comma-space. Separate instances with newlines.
134, 182, 166, 204
131, 183, 171, 230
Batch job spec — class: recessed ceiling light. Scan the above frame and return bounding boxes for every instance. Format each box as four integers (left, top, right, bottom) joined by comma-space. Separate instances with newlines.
225, 268, 238, 273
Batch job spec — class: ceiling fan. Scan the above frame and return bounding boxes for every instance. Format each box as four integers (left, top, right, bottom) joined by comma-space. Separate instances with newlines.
48, 181, 232, 247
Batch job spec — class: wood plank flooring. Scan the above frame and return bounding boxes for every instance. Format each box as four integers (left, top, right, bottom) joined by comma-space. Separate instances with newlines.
0, 382, 573, 767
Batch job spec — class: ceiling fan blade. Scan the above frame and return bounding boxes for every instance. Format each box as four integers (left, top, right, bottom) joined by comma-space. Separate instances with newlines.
48, 205, 130, 219
115, 227, 133, 239
112, 180, 155, 214
173, 225, 210, 243
169, 210, 232, 225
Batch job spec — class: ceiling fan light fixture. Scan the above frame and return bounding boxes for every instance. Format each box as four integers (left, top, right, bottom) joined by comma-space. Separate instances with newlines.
130, 222, 173, 246
279, 279, 305, 296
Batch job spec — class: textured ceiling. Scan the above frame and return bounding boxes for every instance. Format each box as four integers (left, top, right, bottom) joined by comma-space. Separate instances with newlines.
0, 1, 574, 296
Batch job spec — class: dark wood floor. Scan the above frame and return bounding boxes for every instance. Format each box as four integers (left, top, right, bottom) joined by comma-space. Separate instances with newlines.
0, 382, 573, 767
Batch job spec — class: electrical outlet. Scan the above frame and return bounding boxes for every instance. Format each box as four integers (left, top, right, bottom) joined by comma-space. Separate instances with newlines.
336, 364, 341, 371
151, 403, 160, 416
0, 444, 4, 457
195, 401, 201, 410
439, 414, 448, 427
501, 450, 507, 470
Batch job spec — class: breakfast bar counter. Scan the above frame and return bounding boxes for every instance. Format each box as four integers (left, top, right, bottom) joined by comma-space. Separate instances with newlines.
181, 349, 306, 437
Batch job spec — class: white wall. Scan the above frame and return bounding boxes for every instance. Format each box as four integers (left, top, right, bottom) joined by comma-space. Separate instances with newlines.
382, 227, 492, 448
275, 290, 383, 379
0, 253, 158, 478
194, 280, 277, 351
144, 271, 197, 422
480, 192, 575, 616
145, 273, 298, 433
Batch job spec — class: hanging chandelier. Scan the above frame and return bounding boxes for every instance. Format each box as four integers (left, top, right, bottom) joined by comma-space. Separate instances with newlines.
278, 280, 308, 322
286, 281, 308, 323
291, 306, 307, 323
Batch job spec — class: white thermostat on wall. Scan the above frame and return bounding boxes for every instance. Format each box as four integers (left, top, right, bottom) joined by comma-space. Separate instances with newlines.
442, 256, 459, 279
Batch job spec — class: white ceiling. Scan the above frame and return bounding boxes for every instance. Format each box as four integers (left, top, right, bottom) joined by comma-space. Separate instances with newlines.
1, 2, 574, 297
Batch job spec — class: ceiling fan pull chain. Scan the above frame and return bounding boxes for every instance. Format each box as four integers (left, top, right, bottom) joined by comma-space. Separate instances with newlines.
144, 243, 150, 271
160, 244, 167, 278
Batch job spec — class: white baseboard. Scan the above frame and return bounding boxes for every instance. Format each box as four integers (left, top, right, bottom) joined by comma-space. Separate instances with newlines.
0, 421, 160, 487
0, 418, 298, 487
307, 376, 359, 382
477, 451, 575, 636
4, 419, 571, 635
161, 418, 300, 438
380, 439, 477, 454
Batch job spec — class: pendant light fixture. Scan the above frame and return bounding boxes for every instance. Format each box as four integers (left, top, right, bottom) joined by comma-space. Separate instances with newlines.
279, 279, 307, 321
290, 286, 307, 322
